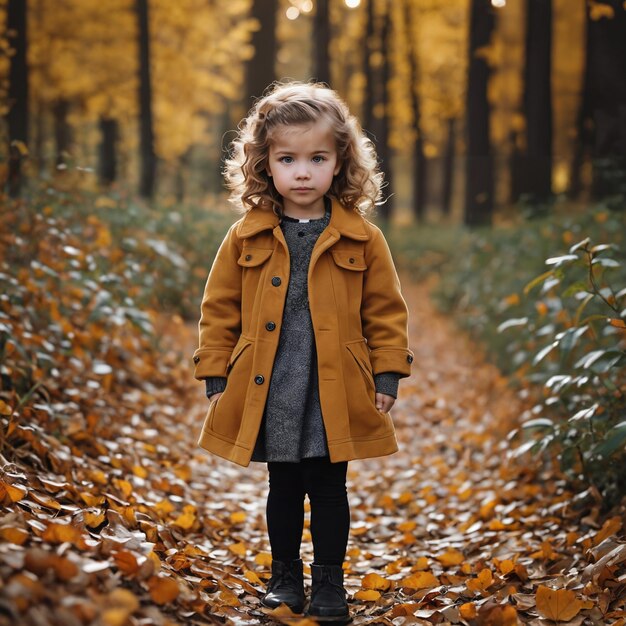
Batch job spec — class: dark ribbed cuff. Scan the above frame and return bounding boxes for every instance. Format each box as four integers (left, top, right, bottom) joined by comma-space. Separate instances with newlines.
374, 372, 400, 399
204, 377, 227, 399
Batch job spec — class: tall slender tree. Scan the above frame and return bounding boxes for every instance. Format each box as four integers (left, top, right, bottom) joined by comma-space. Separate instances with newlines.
442, 117, 456, 217
464, 0, 495, 226
245, 0, 278, 109
519, 0, 553, 203
314, 0, 331, 85
7, 0, 28, 197
404, 0, 426, 221
136, 0, 156, 199
572, 0, 626, 201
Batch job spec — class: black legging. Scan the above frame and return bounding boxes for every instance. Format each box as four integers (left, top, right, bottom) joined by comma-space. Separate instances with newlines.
266, 457, 350, 566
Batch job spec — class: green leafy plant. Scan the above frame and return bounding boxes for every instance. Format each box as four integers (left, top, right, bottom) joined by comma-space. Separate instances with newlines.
502, 237, 625, 502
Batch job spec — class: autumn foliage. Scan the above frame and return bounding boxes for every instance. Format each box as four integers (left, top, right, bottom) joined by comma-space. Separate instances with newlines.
0, 193, 625, 624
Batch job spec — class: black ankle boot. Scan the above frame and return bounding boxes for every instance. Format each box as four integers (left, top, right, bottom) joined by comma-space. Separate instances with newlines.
307, 564, 349, 621
261, 558, 305, 614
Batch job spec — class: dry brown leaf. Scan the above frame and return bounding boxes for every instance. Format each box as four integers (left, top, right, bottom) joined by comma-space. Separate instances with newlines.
147, 576, 180, 605
536, 585, 583, 621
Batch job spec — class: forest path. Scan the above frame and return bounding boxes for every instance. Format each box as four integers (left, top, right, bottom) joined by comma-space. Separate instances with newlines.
181, 278, 621, 625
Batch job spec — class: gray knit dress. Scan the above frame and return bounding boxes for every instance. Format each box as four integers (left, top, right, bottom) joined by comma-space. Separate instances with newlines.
251, 208, 331, 463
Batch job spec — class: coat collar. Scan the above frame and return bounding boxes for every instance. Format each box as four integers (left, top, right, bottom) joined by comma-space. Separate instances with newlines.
236, 197, 371, 241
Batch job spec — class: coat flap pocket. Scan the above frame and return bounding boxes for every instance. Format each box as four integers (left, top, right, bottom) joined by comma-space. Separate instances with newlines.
238, 248, 273, 267
331, 250, 367, 271
228, 336, 253, 368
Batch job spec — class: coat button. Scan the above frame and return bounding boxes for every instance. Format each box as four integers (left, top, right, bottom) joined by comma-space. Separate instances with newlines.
193, 356, 200, 364
245, 254, 252, 261
349, 257, 355, 264
271, 276, 281, 287
407, 354, 414, 363
265, 321, 276, 331
254, 375, 265, 385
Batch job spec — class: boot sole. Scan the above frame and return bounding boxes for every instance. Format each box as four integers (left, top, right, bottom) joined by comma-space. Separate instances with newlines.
260, 598, 305, 614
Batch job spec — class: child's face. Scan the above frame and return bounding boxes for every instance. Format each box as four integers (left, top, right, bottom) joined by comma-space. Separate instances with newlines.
266, 120, 341, 219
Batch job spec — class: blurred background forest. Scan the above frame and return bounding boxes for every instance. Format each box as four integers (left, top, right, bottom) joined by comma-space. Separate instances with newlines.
2, 0, 626, 221
1, 1, 626, 498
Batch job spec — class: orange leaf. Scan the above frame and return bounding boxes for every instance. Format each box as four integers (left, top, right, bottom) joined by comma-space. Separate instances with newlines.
219, 589, 240, 606
0, 526, 29, 545
0, 480, 27, 503
172, 505, 196, 530
230, 511, 247, 524
593, 516, 622, 546
536, 585, 583, 621
255, 552, 273, 567
42, 522, 87, 549
459, 602, 477, 619
401, 571, 439, 590
436, 549, 465, 567
361, 572, 391, 591
466, 568, 494, 593
354, 589, 381, 601
229, 542, 247, 556
244, 569, 263, 585
0, 400, 13, 415
113, 550, 140, 576
147, 576, 179, 605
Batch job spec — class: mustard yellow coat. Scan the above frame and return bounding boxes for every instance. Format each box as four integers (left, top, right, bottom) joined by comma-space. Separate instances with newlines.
193, 199, 413, 467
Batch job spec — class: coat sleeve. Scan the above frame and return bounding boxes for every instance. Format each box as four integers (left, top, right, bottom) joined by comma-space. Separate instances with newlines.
192, 223, 243, 380
361, 226, 414, 378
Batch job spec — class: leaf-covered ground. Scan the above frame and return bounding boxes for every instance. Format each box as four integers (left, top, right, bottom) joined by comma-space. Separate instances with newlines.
1, 277, 624, 626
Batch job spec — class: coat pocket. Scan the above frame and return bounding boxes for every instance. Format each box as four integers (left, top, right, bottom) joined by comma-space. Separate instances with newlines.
345, 339, 375, 391
238, 248, 273, 267
331, 250, 367, 271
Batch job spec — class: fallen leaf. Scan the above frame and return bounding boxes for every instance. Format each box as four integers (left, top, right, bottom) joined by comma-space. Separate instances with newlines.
536, 585, 583, 621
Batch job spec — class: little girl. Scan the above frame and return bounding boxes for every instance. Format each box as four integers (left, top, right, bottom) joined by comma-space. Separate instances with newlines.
193, 82, 413, 621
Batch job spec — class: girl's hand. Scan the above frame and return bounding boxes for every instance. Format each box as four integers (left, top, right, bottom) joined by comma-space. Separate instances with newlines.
376, 393, 395, 413
209, 392, 223, 404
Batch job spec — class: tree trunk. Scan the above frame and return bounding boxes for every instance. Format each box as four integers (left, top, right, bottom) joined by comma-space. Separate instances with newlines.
53, 99, 71, 169
136, 0, 156, 200
7, 0, 28, 197
363, 0, 377, 135
569, 6, 591, 200
99, 117, 118, 186
244, 0, 278, 110
464, 0, 495, 227
405, 0, 426, 221
442, 117, 456, 217
519, 0, 553, 203
313, 0, 331, 85
585, 0, 626, 200
377, 2, 393, 220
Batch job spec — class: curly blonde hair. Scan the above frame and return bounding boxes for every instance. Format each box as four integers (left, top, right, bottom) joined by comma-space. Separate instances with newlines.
224, 81, 383, 215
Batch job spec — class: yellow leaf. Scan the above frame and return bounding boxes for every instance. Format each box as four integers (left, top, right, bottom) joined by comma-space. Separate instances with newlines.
84, 511, 106, 528
536, 585, 583, 621
589, 0, 615, 20
401, 571, 439, 590
255, 552, 272, 567
0, 400, 12, 415
244, 569, 263, 585
132, 465, 148, 479
498, 559, 515, 575
459, 602, 477, 619
397, 521, 416, 532
354, 589, 381, 601
172, 505, 196, 530
155, 499, 175, 516
80, 492, 105, 507
230, 511, 247, 524
436, 549, 464, 567
229, 542, 247, 556
361, 572, 391, 591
